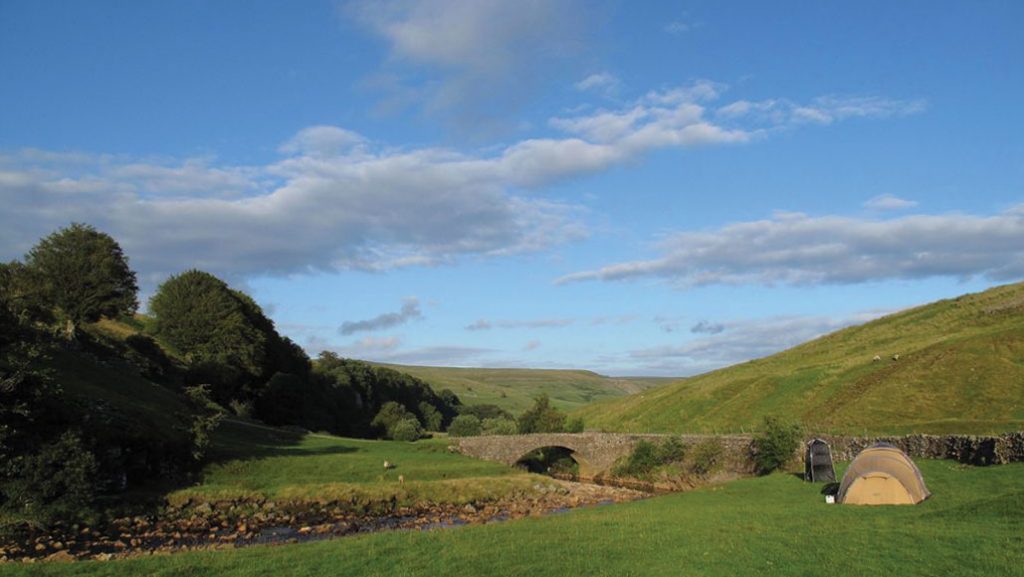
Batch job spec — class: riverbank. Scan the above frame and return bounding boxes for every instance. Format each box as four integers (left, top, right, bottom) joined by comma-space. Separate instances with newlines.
1, 480, 647, 564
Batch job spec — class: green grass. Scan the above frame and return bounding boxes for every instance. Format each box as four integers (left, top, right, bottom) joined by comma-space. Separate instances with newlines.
166, 420, 548, 508
8, 460, 1021, 576
376, 364, 672, 414
576, 281, 1024, 435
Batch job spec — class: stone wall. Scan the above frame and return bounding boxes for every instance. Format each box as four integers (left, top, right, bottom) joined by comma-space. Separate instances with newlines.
814, 431, 1024, 465
458, 431, 1024, 479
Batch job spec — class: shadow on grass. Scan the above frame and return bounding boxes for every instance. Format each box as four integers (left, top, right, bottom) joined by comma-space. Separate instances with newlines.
109, 420, 356, 516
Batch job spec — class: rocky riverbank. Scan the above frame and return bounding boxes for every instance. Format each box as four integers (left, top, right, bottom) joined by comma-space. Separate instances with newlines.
0, 480, 647, 564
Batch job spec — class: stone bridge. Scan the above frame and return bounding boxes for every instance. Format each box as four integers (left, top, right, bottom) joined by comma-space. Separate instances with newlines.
455, 433, 754, 478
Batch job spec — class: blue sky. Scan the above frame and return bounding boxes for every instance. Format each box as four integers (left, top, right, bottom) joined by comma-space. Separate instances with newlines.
2, 0, 1022, 375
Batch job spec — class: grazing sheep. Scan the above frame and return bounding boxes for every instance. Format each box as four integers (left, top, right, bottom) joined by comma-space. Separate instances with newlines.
872, 355, 881, 362
892, 354, 900, 361
398, 475, 405, 484
383, 460, 391, 470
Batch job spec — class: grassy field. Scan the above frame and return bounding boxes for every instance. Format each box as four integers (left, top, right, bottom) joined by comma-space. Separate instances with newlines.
576, 281, 1024, 435
377, 364, 672, 414
7, 459, 1021, 576
166, 420, 549, 508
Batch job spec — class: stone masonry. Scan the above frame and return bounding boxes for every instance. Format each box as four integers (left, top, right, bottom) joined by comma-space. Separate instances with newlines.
456, 431, 1024, 478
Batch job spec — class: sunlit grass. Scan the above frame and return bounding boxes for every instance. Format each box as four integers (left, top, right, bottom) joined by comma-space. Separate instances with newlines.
9, 460, 1021, 576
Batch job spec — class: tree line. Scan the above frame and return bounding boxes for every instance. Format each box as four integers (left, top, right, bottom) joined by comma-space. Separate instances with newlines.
0, 223, 582, 528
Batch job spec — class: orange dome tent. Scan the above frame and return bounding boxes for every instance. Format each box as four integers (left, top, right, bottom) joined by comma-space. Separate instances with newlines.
837, 443, 930, 505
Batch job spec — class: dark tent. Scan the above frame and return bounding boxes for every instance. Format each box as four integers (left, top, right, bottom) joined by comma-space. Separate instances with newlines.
804, 438, 836, 483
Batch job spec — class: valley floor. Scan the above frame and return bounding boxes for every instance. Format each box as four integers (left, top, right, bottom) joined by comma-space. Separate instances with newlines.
4, 459, 1021, 576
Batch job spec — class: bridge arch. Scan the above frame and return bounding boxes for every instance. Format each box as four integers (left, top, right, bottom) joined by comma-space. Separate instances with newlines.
513, 445, 593, 477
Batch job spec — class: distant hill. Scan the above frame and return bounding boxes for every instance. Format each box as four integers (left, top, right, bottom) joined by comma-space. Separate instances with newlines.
374, 364, 674, 414
575, 282, 1024, 435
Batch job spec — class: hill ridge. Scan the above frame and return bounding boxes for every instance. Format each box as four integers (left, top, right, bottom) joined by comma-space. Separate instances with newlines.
574, 282, 1024, 435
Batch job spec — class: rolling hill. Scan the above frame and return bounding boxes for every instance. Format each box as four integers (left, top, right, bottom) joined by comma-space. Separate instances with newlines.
575, 282, 1024, 435
374, 364, 673, 414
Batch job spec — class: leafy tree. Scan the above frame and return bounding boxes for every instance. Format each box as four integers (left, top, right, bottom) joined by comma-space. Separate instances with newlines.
2, 432, 99, 526
448, 414, 482, 437
517, 394, 567, 434
390, 418, 422, 442
481, 417, 518, 435
565, 416, 585, 433
25, 223, 138, 339
458, 404, 513, 421
371, 401, 421, 439
752, 416, 802, 475
150, 270, 267, 377
418, 402, 444, 431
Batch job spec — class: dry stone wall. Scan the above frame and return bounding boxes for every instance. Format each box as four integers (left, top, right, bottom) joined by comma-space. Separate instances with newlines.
458, 431, 1024, 478
816, 431, 1024, 465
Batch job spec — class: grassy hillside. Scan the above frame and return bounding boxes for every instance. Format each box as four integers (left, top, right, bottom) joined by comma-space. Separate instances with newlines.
375, 364, 673, 414
12, 460, 1023, 576
576, 282, 1024, 435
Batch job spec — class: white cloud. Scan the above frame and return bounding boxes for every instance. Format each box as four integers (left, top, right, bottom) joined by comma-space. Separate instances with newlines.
465, 317, 574, 331
279, 126, 367, 157
1, 83, 925, 291
559, 208, 1024, 287
715, 95, 926, 127
625, 311, 889, 376
345, 0, 585, 122
340, 297, 423, 335
574, 72, 621, 96
864, 194, 918, 211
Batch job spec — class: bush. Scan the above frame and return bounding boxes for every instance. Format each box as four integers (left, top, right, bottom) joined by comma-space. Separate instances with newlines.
2, 432, 99, 526
517, 394, 567, 433
613, 438, 688, 479
481, 417, 518, 435
565, 417, 585, 433
752, 416, 802, 475
614, 440, 660, 478
390, 418, 422, 442
690, 438, 723, 476
659, 437, 687, 463
448, 414, 483, 437
371, 402, 416, 438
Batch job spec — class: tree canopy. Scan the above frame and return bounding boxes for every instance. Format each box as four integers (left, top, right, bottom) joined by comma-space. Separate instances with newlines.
25, 223, 138, 337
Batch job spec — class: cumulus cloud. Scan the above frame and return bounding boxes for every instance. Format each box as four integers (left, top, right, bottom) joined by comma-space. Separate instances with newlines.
715, 95, 926, 127
574, 72, 621, 96
690, 320, 725, 335
465, 317, 574, 331
279, 126, 367, 156
339, 297, 423, 335
559, 208, 1024, 287
1, 83, 924, 290
864, 194, 918, 211
627, 311, 889, 376
345, 0, 586, 123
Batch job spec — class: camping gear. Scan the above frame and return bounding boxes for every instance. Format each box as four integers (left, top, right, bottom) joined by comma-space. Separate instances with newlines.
804, 438, 837, 483
837, 443, 930, 505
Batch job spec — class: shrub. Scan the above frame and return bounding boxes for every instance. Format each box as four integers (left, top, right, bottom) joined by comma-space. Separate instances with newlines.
565, 417, 585, 433
448, 414, 483, 437
418, 402, 444, 432
752, 416, 802, 475
690, 438, 723, 476
371, 402, 416, 438
481, 417, 518, 435
614, 440, 661, 478
659, 437, 687, 463
2, 432, 99, 526
390, 418, 423, 442
517, 394, 567, 433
